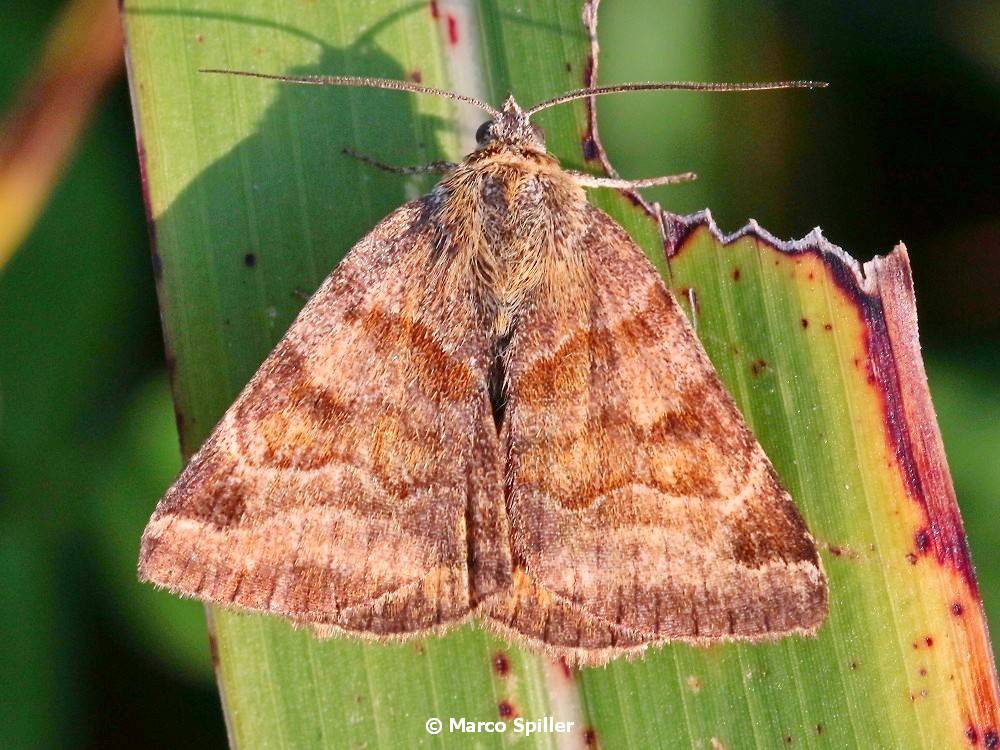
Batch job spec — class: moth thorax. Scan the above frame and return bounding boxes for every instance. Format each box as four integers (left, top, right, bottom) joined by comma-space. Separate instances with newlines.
493, 308, 515, 339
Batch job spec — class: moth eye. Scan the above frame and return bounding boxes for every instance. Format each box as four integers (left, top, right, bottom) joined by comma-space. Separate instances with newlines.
530, 123, 546, 145
475, 121, 493, 144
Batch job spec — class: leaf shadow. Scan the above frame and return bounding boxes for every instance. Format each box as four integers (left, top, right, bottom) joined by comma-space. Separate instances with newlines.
145, 14, 453, 414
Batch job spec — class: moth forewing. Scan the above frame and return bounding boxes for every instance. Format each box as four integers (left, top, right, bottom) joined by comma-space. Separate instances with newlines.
139, 201, 511, 635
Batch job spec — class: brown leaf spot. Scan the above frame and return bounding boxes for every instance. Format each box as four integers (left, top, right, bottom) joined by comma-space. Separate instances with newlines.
687, 675, 702, 693
582, 55, 594, 87
446, 15, 458, 45
207, 632, 220, 666
492, 651, 510, 677
750, 358, 767, 377
906, 553, 918, 564
244, 252, 256, 267
823, 323, 833, 331
581, 134, 599, 161
925, 636, 934, 647
984, 728, 998, 748
429, 0, 439, 18
800, 317, 809, 328
966, 725, 978, 744
151, 251, 163, 279
915, 528, 931, 554
732, 267, 741, 281
410, 69, 422, 83
815, 724, 824, 736
195, 34, 204, 43
565, 61, 572, 72
584, 727, 599, 747
497, 700, 516, 718
951, 601, 965, 617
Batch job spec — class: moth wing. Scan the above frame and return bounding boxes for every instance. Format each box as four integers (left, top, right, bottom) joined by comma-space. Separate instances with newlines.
482, 206, 827, 662
140, 199, 511, 636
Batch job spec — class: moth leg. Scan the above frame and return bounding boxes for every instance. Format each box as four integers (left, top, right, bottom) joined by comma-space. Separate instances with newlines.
567, 170, 697, 189
342, 147, 456, 175
686, 287, 699, 333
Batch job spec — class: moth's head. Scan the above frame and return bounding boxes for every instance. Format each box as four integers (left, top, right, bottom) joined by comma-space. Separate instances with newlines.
474, 96, 546, 152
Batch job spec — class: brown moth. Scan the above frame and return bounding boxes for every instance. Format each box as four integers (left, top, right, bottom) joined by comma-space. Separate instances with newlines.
140, 71, 828, 665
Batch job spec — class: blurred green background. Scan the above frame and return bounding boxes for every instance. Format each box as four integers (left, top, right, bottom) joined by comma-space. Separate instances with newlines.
0, 1, 996, 747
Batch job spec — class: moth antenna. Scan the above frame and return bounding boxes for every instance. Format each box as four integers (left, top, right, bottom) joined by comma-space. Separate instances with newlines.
524, 80, 827, 116
199, 69, 502, 118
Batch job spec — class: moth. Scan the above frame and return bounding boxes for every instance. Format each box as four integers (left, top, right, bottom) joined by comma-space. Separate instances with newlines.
140, 71, 828, 665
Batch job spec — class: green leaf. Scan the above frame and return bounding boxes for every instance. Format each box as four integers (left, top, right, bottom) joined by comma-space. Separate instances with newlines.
121, 1, 999, 748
